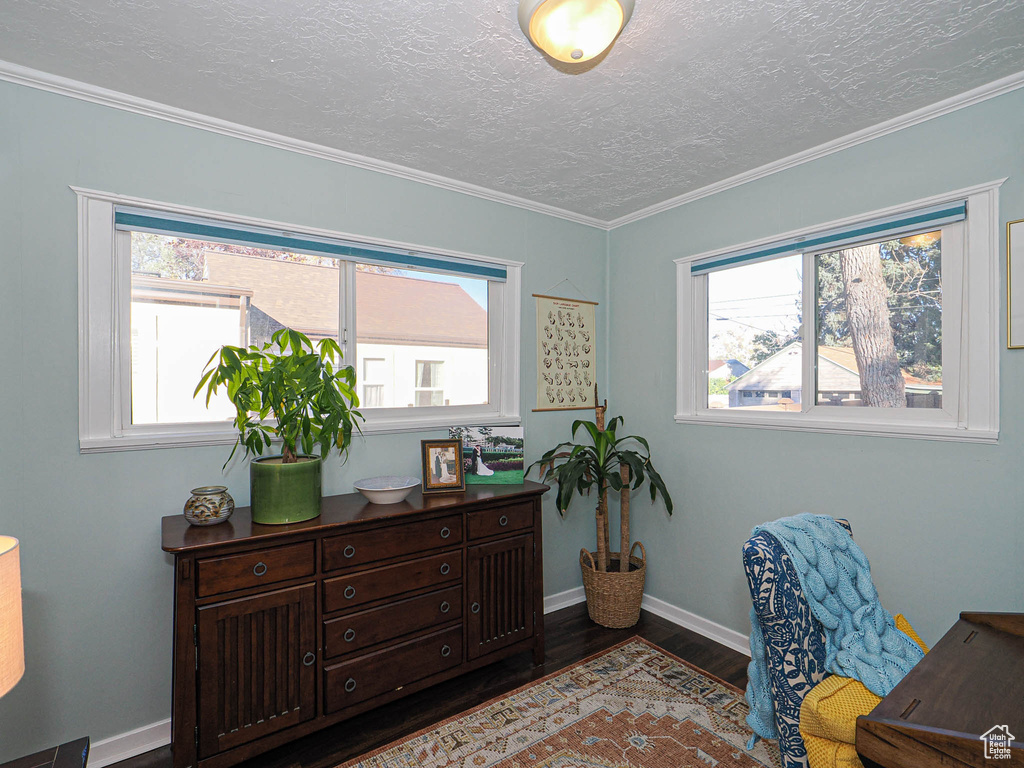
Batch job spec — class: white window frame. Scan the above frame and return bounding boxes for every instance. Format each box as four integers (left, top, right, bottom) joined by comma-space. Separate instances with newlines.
76, 188, 523, 452
675, 180, 1002, 443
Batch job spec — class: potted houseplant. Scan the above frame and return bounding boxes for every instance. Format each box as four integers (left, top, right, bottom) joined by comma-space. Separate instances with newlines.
196, 328, 363, 525
529, 403, 672, 628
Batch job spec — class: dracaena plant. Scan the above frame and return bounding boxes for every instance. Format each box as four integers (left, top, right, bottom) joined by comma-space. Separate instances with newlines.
196, 328, 363, 468
529, 414, 672, 573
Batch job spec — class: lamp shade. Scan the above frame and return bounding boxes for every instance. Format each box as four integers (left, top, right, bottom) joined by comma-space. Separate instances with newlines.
0, 536, 24, 698
518, 0, 634, 63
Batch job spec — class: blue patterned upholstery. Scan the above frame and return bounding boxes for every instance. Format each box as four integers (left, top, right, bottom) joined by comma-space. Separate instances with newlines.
742, 520, 852, 768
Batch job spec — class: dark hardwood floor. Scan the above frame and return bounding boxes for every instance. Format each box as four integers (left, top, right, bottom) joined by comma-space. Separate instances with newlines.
121, 603, 749, 768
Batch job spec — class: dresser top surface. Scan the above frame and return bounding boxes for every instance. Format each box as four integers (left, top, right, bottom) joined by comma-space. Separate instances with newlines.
162, 481, 548, 554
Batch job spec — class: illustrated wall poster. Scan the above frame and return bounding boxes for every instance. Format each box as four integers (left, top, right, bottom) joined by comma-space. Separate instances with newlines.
449, 426, 524, 484
533, 294, 597, 411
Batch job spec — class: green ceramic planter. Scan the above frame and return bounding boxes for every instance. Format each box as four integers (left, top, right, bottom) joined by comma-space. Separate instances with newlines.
250, 456, 322, 525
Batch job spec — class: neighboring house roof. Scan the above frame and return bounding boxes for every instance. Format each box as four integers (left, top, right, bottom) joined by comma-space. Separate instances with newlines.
727, 342, 941, 392
726, 343, 806, 391
708, 358, 750, 379
204, 252, 487, 348
817, 345, 940, 388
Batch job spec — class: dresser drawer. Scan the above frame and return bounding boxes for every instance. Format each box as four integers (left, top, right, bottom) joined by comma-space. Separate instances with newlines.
322, 514, 462, 571
196, 541, 315, 597
324, 624, 463, 713
466, 502, 534, 541
323, 550, 461, 613
323, 585, 462, 659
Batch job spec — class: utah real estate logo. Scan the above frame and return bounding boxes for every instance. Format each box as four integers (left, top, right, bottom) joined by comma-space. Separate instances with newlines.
980, 725, 1015, 760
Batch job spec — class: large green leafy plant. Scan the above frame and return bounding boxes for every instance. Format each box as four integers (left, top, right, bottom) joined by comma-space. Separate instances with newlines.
196, 328, 363, 467
530, 413, 672, 573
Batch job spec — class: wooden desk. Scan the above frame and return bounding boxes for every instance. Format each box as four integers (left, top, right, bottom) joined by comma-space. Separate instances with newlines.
856, 612, 1024, 767
0, 739, 89, 768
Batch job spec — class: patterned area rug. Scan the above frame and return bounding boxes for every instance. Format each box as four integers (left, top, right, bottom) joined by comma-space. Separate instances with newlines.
340, 637, 781, 768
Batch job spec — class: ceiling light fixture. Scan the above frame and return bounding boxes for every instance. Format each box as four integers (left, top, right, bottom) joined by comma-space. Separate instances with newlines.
518, 0, 634, 64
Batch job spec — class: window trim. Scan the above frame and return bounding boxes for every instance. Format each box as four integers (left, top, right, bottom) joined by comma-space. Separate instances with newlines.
76, 187, 523, 452
674, 180, 1002, 443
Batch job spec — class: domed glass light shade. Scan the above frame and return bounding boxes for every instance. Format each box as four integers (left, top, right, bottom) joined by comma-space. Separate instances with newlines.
518, 0, 635, 63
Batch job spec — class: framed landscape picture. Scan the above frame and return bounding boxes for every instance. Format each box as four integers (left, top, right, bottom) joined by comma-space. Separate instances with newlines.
449, 426, 525, 485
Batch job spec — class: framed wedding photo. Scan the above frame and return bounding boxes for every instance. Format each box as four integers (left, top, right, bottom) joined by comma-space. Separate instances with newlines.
421, 439, 465, 494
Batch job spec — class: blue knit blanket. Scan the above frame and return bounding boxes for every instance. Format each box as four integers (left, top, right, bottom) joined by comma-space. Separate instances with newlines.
744, 514, 924, 747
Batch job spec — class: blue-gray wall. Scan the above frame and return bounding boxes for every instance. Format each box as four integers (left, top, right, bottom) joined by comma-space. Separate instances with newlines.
608, 87, 1024, 650
3, 74, 1024, 760
0, 80, 605, 758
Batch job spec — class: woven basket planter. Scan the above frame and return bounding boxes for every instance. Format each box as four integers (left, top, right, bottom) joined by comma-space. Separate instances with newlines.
579, 541, 646, 629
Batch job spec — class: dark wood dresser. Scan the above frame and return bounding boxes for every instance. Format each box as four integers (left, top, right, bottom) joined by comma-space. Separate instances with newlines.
161, 481, 547, 768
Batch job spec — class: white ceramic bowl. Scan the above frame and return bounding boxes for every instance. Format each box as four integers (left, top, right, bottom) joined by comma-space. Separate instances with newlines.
353, 475, 420, 504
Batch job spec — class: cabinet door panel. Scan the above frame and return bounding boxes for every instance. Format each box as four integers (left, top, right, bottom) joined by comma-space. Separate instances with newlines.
197, 584, 316, 757
466, 534, 534, 660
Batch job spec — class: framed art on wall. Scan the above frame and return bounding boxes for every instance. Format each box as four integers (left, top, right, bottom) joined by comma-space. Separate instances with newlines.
1009, 218, 1024, 348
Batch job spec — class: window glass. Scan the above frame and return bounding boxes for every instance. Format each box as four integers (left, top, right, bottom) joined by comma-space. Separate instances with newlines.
816, 230, 941, 408
129, 232, 337, 426
355, 266, 488, 409
707, 255, 802, 409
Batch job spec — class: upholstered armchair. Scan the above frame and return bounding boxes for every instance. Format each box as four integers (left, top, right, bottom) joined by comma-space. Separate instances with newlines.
743, 523, 850, 768
742, 520, 927, 768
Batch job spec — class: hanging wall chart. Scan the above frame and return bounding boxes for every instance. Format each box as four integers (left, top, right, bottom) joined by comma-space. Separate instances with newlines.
533, 293, 597, 411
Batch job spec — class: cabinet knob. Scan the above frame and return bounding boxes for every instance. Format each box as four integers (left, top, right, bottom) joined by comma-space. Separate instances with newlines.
344, 677, 357, 693
441, 644, 451, 658
499, 515, 509, 527
302, 651, 315, 667
471, 602, 480, 614
344, 628, 356, 643
440, 601, 450, 614
440, 563, 451, 576
252, 561, 268, 577
344, 585, 356, 599
440, 526, 451, 539
343, 544, 356, 559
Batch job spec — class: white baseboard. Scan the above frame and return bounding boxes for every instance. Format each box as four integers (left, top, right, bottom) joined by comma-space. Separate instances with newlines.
88, 718, 170, 768
641, 594, 752, 657
543, 586, 586, 614
88, 590, 747, 765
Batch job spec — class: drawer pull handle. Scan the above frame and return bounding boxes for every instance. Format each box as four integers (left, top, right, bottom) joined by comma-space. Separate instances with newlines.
440, 600, 450, 613
499, 515, 509, 527
252, 562, 268, 577
471, 601, 480, 614
441, 644, 452, 658
302, 651, 315, 667
440, 526, 451, 539
344, 677, 357, 693
344, 585, 356, 599
440, 563, 451, 576
343, 544, 356, 559
344, 628, 356, 643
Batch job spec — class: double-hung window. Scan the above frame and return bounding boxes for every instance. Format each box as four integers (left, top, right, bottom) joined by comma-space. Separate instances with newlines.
77, 189, 522, 451
675, 182, 1001, 442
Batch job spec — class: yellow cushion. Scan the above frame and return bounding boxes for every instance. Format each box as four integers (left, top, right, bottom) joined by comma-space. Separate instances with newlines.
803, 732, 865, 768
800, 615, 929, 747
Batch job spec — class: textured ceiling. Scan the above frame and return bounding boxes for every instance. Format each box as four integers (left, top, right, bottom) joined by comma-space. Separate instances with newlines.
1, 0, 1023, 223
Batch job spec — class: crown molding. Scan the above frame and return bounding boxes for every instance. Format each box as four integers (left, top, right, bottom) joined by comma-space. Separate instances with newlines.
0, 59, 607, 230
607, 68, 1024, 230
2, 59, 1023, 232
